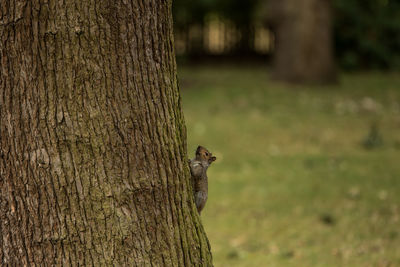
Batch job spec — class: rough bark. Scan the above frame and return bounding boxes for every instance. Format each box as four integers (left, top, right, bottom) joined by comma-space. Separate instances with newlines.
267, 0, 337, 84
0, 0, 212, 266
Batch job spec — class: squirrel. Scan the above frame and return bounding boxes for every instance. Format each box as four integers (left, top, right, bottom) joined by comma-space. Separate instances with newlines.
189, 146, 216, 215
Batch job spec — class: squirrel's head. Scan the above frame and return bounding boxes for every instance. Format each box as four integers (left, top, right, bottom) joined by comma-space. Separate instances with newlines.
195, 146, 217, 164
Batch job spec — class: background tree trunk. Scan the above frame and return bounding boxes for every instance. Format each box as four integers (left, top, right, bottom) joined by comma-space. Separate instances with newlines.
267, 0, 337, 84
0, 0, 212, 266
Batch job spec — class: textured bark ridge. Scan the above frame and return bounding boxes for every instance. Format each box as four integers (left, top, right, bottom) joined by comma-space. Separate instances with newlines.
0, 1, 212, 266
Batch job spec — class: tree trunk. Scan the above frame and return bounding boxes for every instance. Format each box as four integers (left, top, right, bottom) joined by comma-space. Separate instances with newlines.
0, 0, 212, 266
267, 0, 337, 84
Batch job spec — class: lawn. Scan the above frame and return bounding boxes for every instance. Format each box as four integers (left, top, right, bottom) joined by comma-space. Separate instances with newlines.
179, 64, 400, 267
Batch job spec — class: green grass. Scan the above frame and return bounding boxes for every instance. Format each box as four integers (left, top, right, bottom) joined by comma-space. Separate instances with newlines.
179, 64, 400, 267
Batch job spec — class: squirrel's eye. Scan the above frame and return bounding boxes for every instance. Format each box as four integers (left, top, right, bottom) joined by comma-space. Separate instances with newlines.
205, 152, 209, 156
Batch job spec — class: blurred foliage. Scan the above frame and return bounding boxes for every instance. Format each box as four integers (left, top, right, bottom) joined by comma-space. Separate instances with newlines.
173, 0, 211, 28
334, 0, 400, 70
173, 0, 400, 70
180, 64, 400, 266
214, 0, 258, 27
173, 0, 258, 28
173, 0, 260, 55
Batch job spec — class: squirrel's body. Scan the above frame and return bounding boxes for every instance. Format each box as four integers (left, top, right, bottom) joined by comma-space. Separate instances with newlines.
189, 146, 216, 215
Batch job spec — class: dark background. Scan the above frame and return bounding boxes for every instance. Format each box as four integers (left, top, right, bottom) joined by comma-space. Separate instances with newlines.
173, 0, 400, 71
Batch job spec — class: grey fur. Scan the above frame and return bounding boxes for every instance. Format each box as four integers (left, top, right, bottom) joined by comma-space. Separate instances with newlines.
189, 146, 216, 215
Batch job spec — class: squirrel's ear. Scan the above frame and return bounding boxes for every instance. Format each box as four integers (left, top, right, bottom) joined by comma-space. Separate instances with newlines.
196, 146, 201, 155
211, 156, 216, 162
